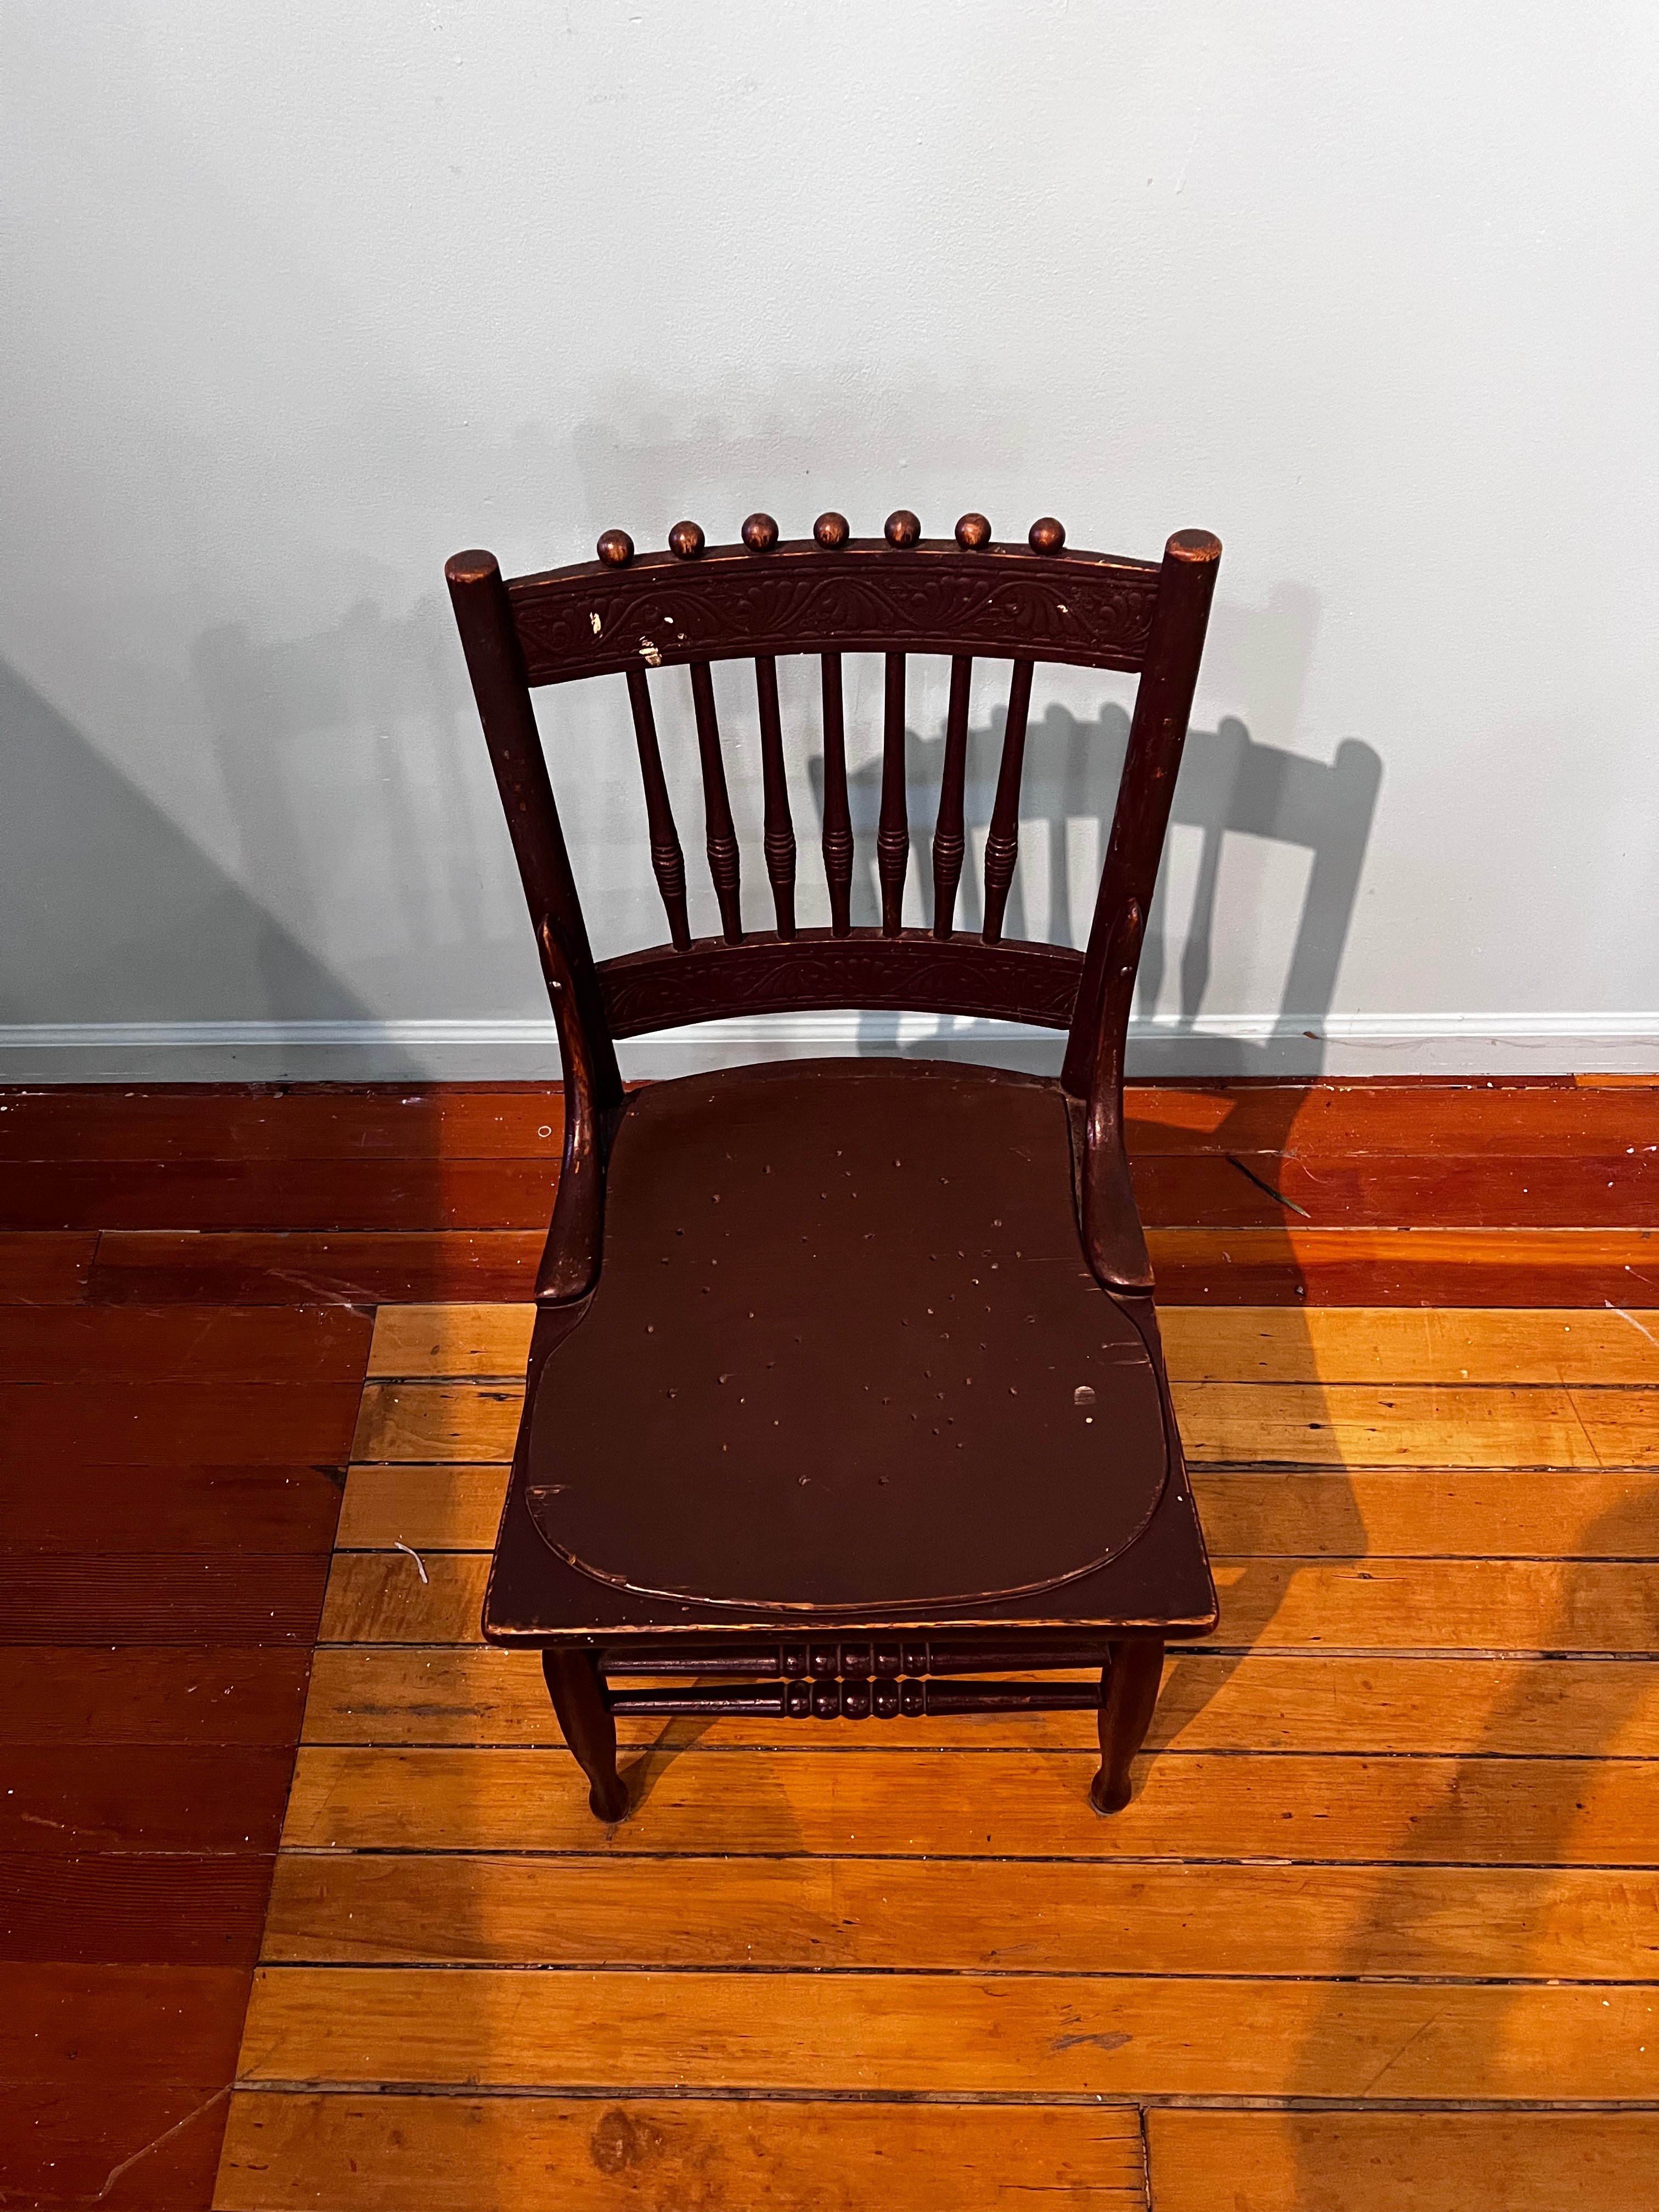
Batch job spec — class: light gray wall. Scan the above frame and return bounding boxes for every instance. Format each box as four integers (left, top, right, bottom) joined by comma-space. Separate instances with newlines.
3, 3, 1656, 1079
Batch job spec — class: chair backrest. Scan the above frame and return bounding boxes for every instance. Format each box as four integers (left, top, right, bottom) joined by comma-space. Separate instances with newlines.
445, 509, 1220, 1121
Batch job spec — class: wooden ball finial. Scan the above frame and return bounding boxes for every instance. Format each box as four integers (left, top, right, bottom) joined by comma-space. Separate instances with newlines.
813, 511, 850, 548
1028, 517, 1066, 554
668, 520, 706, 559
741, 512, 779, 551
884, 509, 921, 548
595, 528, 634, 568
955, 513, 991, 550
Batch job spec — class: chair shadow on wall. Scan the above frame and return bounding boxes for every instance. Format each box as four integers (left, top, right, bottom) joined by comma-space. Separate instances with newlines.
0, 655, 378, 1038
191, 596, 507, 1018
806, 695, 1385, 1754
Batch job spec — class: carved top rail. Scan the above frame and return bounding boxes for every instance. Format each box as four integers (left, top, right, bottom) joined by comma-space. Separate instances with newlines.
506, 518, 1163, 686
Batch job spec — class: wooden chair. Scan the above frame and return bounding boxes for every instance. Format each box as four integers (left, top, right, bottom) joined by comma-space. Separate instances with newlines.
446, 506, 1222, 1822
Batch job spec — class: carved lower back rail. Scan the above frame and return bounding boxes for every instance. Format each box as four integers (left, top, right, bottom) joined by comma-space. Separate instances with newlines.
607, 1677, 1103, 1718
599, 1635, 1113, 1718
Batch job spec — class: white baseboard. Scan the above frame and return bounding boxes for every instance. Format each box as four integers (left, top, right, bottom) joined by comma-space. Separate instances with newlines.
0, 1011, 1655, 1082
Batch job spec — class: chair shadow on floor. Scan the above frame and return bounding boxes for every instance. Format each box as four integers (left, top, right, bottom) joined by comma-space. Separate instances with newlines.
1284, 1479, 1659, 2202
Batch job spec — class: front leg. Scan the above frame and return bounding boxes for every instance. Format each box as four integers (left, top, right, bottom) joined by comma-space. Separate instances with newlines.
543, 1649, 629, 1822
1091, 1637, 1165, 1814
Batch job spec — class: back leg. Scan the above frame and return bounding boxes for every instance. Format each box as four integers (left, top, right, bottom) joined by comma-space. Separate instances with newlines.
1091, 1637, 1165, 1814
543, 1649, 630, 1822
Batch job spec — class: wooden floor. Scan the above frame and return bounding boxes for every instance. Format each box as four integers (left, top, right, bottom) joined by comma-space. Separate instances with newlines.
5, 1076, 1658, 2210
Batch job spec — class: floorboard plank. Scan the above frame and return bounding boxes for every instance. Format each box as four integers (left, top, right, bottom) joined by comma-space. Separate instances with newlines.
1133, 1151, 1659, 1228
1, 1961, 248, 2083
4, 2080, 233, 2212
1147, 2110, 1659, 2212
48, 1147, 1653, 1235
367, 1304, 535, 1378
1183, 1384, 1659, 1468
0, 1381, 363, 1465
1197, 1469, 1659, 1556
365, 1301, 1659, 1385
0, 1466, 345, 1555
235, 1965, 1659, 2098
0, 1852, 272, 1965
334, 1464, 507, 1548
3, 1747, 299, 1853
11, 1076, 1651, 1167
1162, 1305, 1659, 1386
86, 1226, 1659, 1310
345, 1376, 1659, 1469
1128, 1080, 1659, 1159
0, 1084, 566, 1164
216, 2089, 1146, 2212
280, 1746, 1659, 1863
89, 1231, 544, 1306
300, 1647, 1659, 1757
0, 1650, 311, 1745
0, 1554, 332, 1644
0, 1158, 561, 1232
332, 1460, 1659, 1559
0, 1231, 98, 1302
262, 1852, 1658, 1979
1146, 1227, 1659, 1306
0, 1304, 373, 1384
315, 1546, 1659, 1652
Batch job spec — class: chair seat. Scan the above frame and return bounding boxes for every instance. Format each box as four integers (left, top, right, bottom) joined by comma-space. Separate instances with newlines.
521, 1058, 1171, 1615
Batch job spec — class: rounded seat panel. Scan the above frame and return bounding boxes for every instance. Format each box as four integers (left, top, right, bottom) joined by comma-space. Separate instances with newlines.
526, 1059, 1168, 1614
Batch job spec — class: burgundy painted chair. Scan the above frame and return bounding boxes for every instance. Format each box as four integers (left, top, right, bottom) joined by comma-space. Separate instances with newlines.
446, 506, 1221, 1822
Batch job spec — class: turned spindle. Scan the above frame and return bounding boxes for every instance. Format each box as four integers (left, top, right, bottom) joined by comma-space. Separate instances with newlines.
755, 654, 797, 938
932, 655, 973, 938
878, 653, 910, 936
982, 658, 1035, 944
820, 652, 853, 937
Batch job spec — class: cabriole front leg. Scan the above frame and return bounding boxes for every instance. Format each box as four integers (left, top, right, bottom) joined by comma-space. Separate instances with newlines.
543, 1649, 629, 1822
1091, 1637, 1165, 1815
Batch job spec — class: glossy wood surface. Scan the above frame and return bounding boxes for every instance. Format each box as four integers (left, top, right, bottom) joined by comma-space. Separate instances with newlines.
4, 1075, 1656, 2212
448, 517, 1226, 1806
218, 2095, 1146, 2212
224, 1225, 1659, 2209
2, 1105, 378, 2210
503, 531, 1164, 684
516, 1062, 1172, 1614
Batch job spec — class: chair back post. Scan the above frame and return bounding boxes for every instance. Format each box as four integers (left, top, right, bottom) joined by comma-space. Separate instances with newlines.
445, 549, 624, 1110
1060, 530, 1222, 1101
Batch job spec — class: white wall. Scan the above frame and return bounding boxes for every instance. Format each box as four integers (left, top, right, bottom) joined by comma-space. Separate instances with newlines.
3, 2, 1656, 1079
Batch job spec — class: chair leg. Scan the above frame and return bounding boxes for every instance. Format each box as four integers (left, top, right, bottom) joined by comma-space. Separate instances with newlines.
1090, 1637, 1165, 1815
543, 1649, 630, 1822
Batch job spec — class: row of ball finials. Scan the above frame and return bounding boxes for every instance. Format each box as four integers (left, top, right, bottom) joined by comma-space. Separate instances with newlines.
594, 510, 1069, 567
